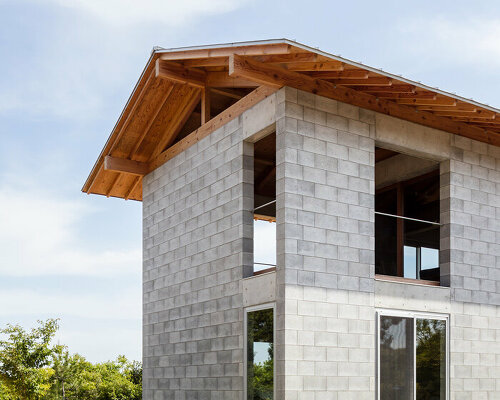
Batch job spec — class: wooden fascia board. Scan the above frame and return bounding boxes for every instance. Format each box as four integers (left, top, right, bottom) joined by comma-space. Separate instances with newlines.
104, 155, 149, 176
228, 54, 500, 146
149, 85, 278, 172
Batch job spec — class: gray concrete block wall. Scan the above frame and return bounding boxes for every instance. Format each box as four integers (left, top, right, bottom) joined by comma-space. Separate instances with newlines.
142, 116, 255, 400
141, 86, 500, 400
275, 87, 376, 400
446, 136, 500, 400
374, 111, 500, 400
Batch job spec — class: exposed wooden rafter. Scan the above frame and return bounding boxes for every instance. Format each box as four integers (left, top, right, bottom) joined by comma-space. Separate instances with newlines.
149, 85, 278, 171
83, 41, 500, 201
228, 54, 500, 146
155, 59, 206, 88
104, 155, 149, 176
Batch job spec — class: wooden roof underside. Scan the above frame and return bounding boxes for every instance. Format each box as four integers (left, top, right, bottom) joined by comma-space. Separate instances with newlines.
83, 40, 500, 201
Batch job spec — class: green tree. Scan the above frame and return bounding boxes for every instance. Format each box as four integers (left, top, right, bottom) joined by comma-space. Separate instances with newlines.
61, 356, 141, 400
0, 319, 59, 400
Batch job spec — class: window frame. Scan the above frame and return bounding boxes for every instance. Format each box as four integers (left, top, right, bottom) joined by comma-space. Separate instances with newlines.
375, 169, 441, 282
244, 302, 276, 400
376, 309, 449, 400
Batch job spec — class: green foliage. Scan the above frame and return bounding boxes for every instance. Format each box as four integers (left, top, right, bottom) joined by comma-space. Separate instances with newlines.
416, 319, 446, 400
0, 320, 142, 400
251, 354, 273, 400
0, 319, 59, 399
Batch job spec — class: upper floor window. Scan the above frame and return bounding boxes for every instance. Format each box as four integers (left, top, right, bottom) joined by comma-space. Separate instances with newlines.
253, 133, 276, 275
375, 148, 441, 283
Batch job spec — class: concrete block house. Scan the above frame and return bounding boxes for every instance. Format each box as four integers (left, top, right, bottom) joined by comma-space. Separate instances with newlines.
83, 40, 500, 400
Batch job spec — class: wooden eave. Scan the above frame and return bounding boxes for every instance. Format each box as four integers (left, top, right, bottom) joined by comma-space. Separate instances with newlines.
83, 39, 500, 201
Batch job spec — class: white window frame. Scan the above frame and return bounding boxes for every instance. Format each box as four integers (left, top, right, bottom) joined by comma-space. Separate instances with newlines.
244, 302, 276, 400
376, 309, 449, 400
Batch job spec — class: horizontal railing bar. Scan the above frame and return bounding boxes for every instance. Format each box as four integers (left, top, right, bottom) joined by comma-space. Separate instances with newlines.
254, 262, 277, 266
253, 199, 276, 212
375, 211, 441, 226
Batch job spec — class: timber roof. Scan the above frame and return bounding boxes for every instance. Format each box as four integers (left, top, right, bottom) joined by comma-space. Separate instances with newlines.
83, 39, 500, 201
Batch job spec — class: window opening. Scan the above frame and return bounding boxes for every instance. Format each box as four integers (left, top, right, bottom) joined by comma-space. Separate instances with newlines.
253, 133, 276, 275
246, 306, 274, 400
375, 148, 441, 282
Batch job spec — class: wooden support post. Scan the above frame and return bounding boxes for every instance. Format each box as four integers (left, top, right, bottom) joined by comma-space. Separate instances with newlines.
201, 88, 211, 125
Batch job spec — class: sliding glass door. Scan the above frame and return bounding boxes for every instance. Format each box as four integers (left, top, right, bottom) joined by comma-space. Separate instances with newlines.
378, 311, 448, 400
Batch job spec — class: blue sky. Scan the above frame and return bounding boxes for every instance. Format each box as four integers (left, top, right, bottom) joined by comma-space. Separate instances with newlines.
0, 0, 499, 362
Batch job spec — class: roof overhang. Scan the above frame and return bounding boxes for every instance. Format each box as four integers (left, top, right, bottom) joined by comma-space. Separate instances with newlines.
83, 39, 500, 201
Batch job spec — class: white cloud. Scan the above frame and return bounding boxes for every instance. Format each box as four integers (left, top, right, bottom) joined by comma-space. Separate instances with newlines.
0, 288, 141, 320
400, 17, 500, 68
0, 185, 141, 277
37, 0, 247, 26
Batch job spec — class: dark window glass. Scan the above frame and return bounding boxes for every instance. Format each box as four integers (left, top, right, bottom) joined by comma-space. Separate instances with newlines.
375, 189, 398, 276
376, 213, 398, 276
380, 316, 414, 400
416, 319, 446, 400
247, 308, 273, 400
403, 174, 440, 223
375, 171, 440, 281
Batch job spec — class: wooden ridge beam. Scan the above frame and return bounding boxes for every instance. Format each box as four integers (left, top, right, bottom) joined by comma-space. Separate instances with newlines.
104, 155, 149, 176
155, 59, 206, 88
159, 43, 292, 61
149, 85, 278, 171
228, 54, 500, 146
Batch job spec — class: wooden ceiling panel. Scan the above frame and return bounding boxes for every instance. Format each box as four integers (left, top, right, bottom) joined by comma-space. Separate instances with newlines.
110, 77, 174, 159
132, 84, 198, 161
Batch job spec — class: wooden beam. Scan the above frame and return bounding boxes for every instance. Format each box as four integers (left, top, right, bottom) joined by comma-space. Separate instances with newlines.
206, 71, 259, 88
375, 92, 437, 100
104, 155, 149, 176
284, 61, 344, 72
228, 54, 500, 146
336, 77, 393, 86
307, 70, 369, 79
357, 85, 415, 93
253, 52, 321, 63
155, 59, 206, 88
396, 97, 455, 106
159, 43, 292, 61
210, 88, 244, 100
433, 110, 496, 118
182, 57, 228, 68
124, 176, 142, 201
201, 88, 211, 125
149, 85, 278, 171
417, 105, 477, 112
